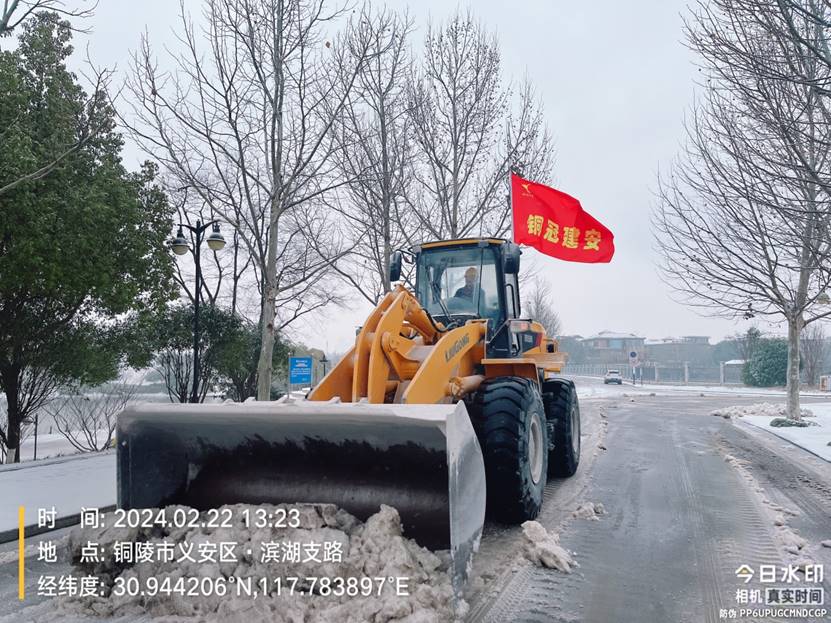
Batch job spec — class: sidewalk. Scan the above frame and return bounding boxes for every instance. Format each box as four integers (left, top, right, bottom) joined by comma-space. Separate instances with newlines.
741, 406, 831, 462
0, 451, 115, 534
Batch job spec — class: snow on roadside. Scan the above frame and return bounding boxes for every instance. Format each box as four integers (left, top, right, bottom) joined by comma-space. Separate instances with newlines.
710, 403, 814, 420
16, 393, 196, 463
17, 430, 113, 463
637, 382, 830, 397
735, 405, 831, 462
572, 502, 606, 521
573, 381, 661, 401
520, 521, 576, 573
568, 375, 831, 398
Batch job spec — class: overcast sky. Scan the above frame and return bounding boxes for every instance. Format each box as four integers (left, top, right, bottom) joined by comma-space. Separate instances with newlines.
28, 0, 764, 353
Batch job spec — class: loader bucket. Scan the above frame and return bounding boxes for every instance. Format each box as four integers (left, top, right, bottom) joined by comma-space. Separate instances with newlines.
116, 398, 485, 593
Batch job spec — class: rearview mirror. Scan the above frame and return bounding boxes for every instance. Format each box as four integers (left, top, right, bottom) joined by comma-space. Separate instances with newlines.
503, 243, 521, 274
389, 250, 403, 283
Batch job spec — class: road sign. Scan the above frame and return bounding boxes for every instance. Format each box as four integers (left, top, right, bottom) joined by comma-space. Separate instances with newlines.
629, 350, 639, 366
289, 356, 313, 385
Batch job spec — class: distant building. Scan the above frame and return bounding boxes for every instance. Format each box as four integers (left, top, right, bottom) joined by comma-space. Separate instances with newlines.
581, 331, 645, 364
644, 335, 713, 364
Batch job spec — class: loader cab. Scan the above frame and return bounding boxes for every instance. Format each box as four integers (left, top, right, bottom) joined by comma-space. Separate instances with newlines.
408, 239, 522, 335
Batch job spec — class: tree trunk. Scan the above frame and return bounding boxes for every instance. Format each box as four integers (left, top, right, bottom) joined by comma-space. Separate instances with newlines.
1, 367, 21, 463
786, 316, 803, 422
256, 285, 276, 401
256, 210, 280, 400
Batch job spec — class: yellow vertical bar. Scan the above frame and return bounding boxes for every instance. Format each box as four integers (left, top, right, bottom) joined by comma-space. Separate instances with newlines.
18, 506, 24, 600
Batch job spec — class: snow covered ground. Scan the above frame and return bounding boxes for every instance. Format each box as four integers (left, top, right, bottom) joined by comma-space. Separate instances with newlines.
0, 452, 115, 534
639, 382, 831, 397
569, 375, 831, 398
14, 393, 225, 463
573, 382, 637, 400
16, 431, 112, 463
740, 406, 831, 462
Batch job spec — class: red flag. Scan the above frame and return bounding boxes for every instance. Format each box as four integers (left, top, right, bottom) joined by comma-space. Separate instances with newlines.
511, 172, 614, 263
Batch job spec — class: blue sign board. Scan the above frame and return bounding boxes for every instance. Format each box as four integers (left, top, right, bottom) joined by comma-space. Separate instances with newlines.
289, 356, 313, 385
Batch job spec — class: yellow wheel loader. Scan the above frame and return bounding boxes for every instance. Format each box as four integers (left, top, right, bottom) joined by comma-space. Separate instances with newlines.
117, 238, 581, 593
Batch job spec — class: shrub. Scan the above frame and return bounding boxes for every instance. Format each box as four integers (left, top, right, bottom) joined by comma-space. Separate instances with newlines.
742, 339, 788, 387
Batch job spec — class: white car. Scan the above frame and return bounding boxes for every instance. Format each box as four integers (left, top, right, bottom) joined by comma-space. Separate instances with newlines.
604, 369, 623, 385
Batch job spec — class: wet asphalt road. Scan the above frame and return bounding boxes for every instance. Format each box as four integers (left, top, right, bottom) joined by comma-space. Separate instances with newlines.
472, 388, 831, 623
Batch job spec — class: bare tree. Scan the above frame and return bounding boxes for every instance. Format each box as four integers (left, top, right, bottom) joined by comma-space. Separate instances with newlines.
406, 11, 554, 241
0, 0, 94, 36
329, 7, 415, 303
0, 367, 60, 462
800, 322, 827, 385
733, 0, 831, 97
522, 277, 562, 336
655, 0, 831, 420
45, 379, 136, 453
155, 349, 208, 404
124, 0, 378, 399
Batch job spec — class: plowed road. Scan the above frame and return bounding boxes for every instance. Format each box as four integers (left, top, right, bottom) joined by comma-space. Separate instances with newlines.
469, 381, 831, 623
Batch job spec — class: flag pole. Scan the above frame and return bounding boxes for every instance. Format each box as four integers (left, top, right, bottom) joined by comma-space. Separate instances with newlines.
508, 172, 512, 242
508, 169, 515, 243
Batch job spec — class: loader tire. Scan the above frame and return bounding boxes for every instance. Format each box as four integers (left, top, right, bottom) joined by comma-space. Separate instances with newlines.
468, 376, 548, 524
543, 380, 581, 477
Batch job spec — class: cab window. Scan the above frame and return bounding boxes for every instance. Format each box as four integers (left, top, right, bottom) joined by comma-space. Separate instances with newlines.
416, 246, 503, 324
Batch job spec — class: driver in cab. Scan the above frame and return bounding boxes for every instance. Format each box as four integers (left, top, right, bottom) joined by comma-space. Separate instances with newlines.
454, 267, 485, 311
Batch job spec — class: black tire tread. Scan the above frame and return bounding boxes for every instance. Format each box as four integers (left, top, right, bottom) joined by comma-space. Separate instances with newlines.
542, 380, 580, 477
467, 376, 548, 523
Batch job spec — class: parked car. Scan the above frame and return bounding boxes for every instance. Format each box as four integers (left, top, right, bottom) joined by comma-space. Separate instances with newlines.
604, 369, 623, 384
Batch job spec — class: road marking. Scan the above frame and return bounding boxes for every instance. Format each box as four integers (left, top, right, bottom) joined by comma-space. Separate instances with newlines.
18, 505, 24, 600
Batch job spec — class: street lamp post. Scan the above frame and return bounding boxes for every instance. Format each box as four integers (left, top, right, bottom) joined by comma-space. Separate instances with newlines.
171, 220, 226, 403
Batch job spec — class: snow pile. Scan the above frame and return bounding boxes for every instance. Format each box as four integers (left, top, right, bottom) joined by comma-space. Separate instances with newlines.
710, 403, 813, 419
59, 504, 460, 623
572, 502, 606, 521
520, 521, 575, 573
778, 528, 808, 556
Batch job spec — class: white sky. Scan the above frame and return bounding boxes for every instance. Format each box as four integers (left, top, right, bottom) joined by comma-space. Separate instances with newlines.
17, 0, 766, 353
